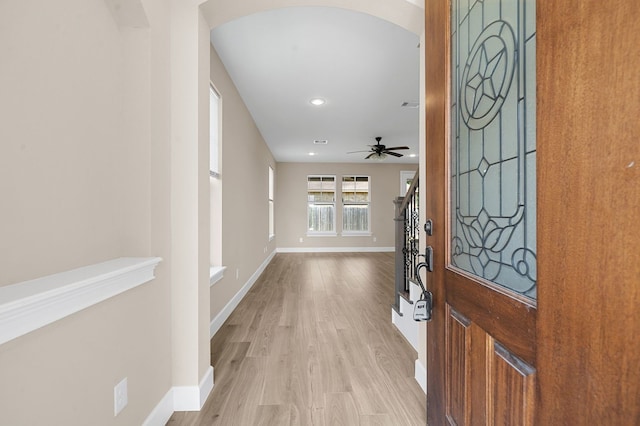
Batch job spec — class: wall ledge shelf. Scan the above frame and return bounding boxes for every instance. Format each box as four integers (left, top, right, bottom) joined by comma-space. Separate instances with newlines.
0, 257, 162, 346
210, 266, 226, 287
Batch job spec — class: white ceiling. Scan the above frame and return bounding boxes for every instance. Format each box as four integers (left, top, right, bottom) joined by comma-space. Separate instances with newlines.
210, 7, 420, 164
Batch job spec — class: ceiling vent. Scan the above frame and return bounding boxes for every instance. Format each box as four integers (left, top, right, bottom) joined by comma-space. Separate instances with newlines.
401, 101, 420, 109
313, 140, 328, 145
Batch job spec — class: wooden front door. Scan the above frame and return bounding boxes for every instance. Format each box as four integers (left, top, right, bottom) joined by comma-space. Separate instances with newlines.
424, 1, 640, 424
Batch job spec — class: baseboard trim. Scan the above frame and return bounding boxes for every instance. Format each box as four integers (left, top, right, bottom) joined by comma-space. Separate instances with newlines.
173, 366, 214, 411
142, 389, 173, 426
415, 358, 426, 395
143, 366, 214, 425
276, 247, 394, 253
209, 251, 276, 338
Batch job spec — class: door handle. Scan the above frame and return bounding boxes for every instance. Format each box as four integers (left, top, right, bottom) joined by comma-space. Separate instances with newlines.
425, 246, 434, 272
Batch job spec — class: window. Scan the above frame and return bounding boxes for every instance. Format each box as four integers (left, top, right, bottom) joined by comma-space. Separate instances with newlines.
400, 170, 416, 196
268, 166, 275, 240
209, 82, 223, 278
307, 176, 336, 234
342, 176, 370, 234
209, 84, 220, 177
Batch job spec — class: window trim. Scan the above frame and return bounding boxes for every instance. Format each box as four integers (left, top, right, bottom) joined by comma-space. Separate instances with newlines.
209, 83, 221, 178
268, 166, 275, 240
341, 175, 371, 235
307, 175, 337, 236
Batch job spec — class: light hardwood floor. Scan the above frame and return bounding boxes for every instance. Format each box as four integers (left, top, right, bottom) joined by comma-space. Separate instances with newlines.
167, 252, 425, 426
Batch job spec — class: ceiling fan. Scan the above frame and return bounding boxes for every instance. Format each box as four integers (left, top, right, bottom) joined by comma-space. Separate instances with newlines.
348, 137, 409, 160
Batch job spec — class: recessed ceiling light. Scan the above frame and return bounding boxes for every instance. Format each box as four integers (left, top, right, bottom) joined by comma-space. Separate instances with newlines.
308, 152, 316, 156
409, 153, 417, 158
310, 98, 325, 106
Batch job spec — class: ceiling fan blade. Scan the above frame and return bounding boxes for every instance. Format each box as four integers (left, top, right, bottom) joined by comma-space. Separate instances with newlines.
347, 150, 372, 154
365, 152, 377, 159
384, 151, 403, 157
383, 146, 410, 150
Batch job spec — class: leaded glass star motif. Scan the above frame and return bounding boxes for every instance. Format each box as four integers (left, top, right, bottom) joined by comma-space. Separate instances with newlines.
459, 21, 516, 130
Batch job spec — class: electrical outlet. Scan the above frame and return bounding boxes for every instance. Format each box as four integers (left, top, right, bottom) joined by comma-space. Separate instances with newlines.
114, 377, 128, 416
299, 237, 303, 243
236, 268, 239, 280
264, 246, 267, 253
373, 237, 377, 242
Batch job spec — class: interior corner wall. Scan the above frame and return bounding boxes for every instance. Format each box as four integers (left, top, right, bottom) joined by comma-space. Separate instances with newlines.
275, 162, 417, 250
0, 0, 173, 424
208, 44, 277, 323
169, 0, 213, 390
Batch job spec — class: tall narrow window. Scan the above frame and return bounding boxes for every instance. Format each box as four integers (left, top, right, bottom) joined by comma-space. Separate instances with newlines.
268, 166, 275, 240
307, 176, 336, 234
209, 85, 220, 177
342, 176, 370, 234
209, 83, 223, 273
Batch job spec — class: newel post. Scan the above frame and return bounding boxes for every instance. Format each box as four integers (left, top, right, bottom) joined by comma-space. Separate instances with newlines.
393, 196, 405, 312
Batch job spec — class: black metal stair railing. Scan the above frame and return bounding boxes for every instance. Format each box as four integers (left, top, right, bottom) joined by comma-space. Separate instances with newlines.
393, 171, 419, 313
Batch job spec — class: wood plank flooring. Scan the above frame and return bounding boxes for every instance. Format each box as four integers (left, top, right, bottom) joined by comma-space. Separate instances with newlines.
167, 252, 425, 426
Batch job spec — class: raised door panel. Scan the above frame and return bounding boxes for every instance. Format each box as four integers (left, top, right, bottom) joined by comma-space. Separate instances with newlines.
491, 343, 535, 425
446, 307, 470, 425
445, 307, 536, 425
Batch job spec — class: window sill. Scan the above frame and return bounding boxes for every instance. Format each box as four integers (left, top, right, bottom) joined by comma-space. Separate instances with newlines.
341, 232, 372, 237
210, 266, 226, 287
306, 232, 338, 237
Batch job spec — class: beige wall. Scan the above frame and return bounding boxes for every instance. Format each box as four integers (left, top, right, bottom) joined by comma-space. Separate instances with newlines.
0, 0, 173, 424
0, 0, 425, 424
275, 162, 417, 250
1, 0, 125, 285
209, 45, 277, 320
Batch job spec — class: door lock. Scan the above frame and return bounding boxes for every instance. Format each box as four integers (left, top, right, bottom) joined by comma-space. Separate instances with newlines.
413, 290, 433, 322
424, 219, 433, 236
414, 260, 434, 322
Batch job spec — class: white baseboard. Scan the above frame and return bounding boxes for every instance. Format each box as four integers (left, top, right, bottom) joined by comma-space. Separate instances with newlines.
173, 366, 214, 411
143, 366, 214, 426
210, 250, 276, 338
276, 247, 394, 253
142, 388, 174, 426
415, 358, 426, 395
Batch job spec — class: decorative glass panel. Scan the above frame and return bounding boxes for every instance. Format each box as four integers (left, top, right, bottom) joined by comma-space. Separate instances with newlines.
450, 0, 536, 299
